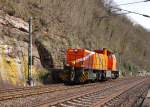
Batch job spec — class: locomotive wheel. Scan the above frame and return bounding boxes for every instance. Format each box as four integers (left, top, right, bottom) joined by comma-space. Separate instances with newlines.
111, 72, 115, 79
64, 70, 75, 85
101, 71, 106, 81
70, 70, 75, 82
112, 71, 119, 79
115, 72, 119, 79
116, 71, 119, 78
97, 72, 102, 81
114, 73, 117, 79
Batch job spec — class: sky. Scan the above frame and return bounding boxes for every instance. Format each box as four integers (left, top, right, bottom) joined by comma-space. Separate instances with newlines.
113, 0, 150, 31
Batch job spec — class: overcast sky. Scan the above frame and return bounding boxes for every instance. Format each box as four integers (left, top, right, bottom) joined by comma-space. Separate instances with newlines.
113, 0, 150, 31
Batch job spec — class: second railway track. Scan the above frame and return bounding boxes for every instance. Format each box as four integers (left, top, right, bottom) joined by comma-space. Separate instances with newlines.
41, 77, 149, 107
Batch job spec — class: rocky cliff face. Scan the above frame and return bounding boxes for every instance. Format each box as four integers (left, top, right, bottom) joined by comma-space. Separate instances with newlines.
0, 0, 150, 86
0, 10, 42, 87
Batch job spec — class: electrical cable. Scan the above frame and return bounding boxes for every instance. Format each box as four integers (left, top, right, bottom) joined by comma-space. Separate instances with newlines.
110, 7, 150, 18
103, 0, 150, 18
114, 0, 150, 6
98, 7, 150, 20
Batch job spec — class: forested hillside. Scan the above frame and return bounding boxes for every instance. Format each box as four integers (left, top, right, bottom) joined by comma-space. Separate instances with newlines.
0, 0, 149, 85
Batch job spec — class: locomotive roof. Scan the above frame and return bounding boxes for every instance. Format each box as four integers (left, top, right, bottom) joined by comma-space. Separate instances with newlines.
68, 48, 114, 55
94, 49, 113, 55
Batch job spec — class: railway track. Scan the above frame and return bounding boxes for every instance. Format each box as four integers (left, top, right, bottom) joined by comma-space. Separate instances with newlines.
0, 77, 149, 107
42, 77, 148, 107
0, 84, 66, 101
0, 79, 118, 102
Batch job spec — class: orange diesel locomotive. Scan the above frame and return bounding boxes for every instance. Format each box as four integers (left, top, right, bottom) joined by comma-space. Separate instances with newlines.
63, 48, 119, 83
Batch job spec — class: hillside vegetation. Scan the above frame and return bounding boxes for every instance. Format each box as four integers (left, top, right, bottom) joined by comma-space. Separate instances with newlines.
0, 0, 150, 76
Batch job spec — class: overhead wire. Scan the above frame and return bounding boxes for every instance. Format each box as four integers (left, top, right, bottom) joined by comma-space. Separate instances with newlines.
97, 7, 150, 20
100, 0, 150, 19
114, 0, 150, 6
110, 0, 150, 18
110, 7, 150, 18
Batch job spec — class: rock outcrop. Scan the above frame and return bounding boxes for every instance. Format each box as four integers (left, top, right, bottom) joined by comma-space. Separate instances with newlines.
0, 10, 42, 87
